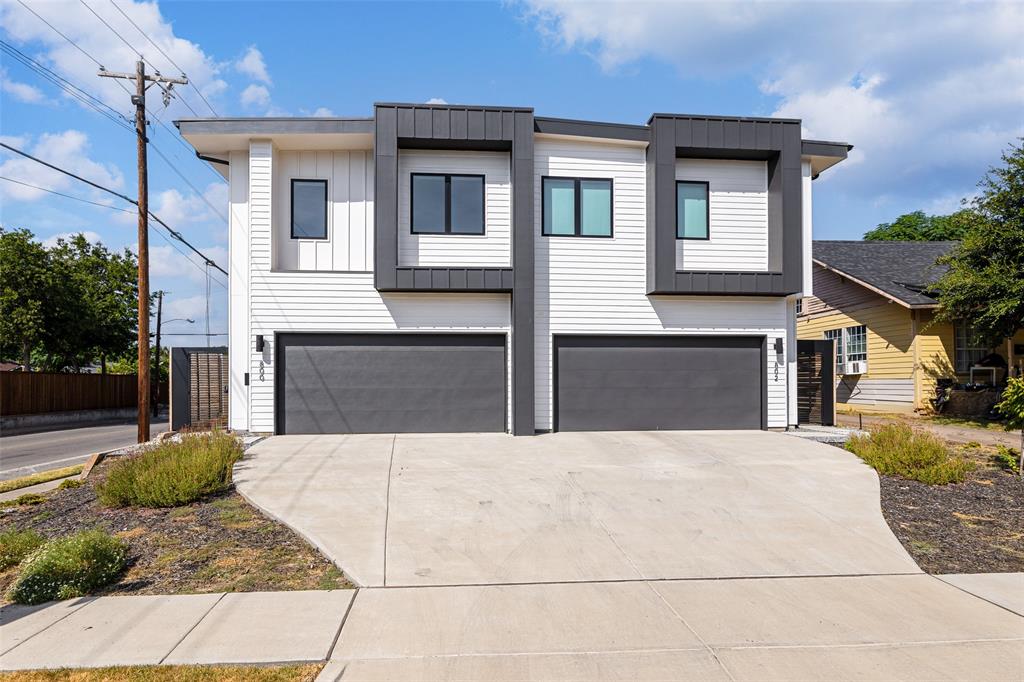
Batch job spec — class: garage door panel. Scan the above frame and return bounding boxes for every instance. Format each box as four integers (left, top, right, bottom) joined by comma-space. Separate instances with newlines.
278, 333, 506, 434
555, 336, 764, 432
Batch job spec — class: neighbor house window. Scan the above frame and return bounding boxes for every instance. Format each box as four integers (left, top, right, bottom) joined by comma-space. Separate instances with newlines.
291, 179, 328, 239
676, 181, 709, 239
411, 173, 485, 235
824, 329, 844, 374
541, 177, 612, 237
795, 298, 803, 316
954, 323, 988, 372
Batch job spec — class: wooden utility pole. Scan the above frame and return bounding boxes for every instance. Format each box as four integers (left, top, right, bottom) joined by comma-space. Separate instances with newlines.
153, 290, 163, 418
99, 61, 187, 443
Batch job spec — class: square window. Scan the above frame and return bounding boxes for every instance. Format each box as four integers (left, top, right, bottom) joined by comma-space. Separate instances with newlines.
411, 174, 484, 234
677, 181, 709, 239
542, 177, 613, 237
450, 175, 485, 234
954, 323, 988, 372
411, 174, 447, 234
291, 179, 328, 239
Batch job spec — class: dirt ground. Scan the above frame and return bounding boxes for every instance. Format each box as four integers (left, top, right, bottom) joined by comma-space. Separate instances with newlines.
837, 410, 1022, 449
0, 457, 352, 598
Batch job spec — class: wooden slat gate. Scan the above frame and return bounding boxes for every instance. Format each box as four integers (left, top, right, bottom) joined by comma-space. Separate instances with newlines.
797, 339, 836, 426
170, 346, 228, 431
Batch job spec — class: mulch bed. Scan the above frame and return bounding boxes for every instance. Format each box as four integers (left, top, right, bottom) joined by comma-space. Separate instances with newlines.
879, 465, 1024, 573
0, 456, 352, 598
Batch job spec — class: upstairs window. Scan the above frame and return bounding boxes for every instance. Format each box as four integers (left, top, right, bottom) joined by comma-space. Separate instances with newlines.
541, 177, 612, 237
411, 173, 485, 235
291, 179, 328, 239
676, 181, 709, 239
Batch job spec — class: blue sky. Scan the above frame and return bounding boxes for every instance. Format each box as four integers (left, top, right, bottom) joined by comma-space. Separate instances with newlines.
1, 0, 1021, 346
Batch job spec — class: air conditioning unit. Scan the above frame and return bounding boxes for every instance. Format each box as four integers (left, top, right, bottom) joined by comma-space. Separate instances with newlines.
843, 360, 867, 375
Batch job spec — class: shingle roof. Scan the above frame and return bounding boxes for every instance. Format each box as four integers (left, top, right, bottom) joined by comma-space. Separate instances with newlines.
812, 241, 957, 307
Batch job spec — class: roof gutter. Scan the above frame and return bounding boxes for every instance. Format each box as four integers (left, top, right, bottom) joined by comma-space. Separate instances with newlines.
196, 152, 229, 166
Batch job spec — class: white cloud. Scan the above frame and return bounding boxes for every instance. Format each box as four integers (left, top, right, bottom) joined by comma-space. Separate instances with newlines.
311, 107, 335, 117
425, 97, 448, 105
0, 130, 124, 202
41, 230, 102, 248
240, 83, 270, 109
0, 0, 222, 117
521, 1, 1024, 203
235, 45, 271, 84
1, 68, 48, 103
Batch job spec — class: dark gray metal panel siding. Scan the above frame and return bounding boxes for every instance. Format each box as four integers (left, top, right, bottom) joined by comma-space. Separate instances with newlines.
276, 333, 506, 434
512, 109, 535, 435
554, 336, 765, 432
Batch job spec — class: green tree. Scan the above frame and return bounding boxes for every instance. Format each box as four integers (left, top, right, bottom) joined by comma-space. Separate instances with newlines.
995, 377, 1024, 477
932, 139, 1024, 345
0, 228, 51, 370
863, 209, 975, 241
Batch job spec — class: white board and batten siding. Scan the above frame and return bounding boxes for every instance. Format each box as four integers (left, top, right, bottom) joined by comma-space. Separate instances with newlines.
397, 150, 511, 267
239, 140, 512, 433
534, 138, 791, 430
675, 159, 769, 272
273, 150, 374, 272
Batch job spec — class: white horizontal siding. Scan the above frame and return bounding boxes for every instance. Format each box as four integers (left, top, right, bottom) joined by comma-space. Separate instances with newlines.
274, 150, 374, 272
398, 150, 511, 267
837, 377, 915, 405
675, 159, 769, 272
535, 138, 789, 430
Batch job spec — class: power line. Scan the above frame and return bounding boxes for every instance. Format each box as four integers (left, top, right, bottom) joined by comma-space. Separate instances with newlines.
149, 144, 228, 222
108, 0, 219, 117
0, 175, 136, 213
0, 141, 229, 278
15, 0, 102, 67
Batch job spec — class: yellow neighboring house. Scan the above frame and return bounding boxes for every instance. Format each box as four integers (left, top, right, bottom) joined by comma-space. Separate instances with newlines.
797, 241, 1024, 412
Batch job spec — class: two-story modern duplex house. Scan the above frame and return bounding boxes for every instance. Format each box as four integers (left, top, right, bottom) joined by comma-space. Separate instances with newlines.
176, 104, 849, 436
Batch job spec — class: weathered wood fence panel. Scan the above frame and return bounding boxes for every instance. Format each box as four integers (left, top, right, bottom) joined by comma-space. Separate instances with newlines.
0, 373, 168, 416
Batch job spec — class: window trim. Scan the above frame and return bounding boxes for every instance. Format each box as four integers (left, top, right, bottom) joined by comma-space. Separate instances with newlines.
410, 172, 486, 235
540, 176, 614, 238
290, 178, 329, 240
675, 180, 711, 241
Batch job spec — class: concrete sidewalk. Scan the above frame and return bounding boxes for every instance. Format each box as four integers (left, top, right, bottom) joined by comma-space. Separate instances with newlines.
3, 575, 1022, 680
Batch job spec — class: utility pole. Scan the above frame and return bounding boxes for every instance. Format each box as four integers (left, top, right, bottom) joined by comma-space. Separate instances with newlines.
99, 61, 187, 443
153, 290, 163, 418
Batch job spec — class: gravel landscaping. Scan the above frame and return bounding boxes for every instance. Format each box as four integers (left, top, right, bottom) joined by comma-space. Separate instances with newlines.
878, 457, 1023, 574
0, 453, 351, 600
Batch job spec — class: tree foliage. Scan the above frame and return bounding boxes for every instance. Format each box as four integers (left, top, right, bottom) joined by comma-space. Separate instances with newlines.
932, 139, 1024, 345
863, 209, 975, 241
0, 229, 137, 371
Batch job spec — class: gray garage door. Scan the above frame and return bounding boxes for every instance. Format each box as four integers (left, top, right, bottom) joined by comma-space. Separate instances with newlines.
554, 335, 765, 432
276, 333, 506, 434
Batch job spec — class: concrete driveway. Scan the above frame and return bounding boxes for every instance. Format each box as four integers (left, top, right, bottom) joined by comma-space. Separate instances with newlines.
236, 430, 919, 587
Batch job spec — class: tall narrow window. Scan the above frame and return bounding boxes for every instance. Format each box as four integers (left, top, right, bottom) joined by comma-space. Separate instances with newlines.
844, 325, 867, 363
542, 177, 612, 237
411, 173, 485, 235
824, 329, 844, 375
676, 181, 709, 239
291, 179, 328, 239
954, 323, 988, 372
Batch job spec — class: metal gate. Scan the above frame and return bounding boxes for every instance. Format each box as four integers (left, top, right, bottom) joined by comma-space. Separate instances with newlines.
797, 339, 836, 426
170, 346, 228, 430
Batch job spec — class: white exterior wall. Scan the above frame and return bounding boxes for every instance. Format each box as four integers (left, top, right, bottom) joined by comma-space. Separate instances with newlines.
274, 150, 374, 272
397, 150, 511, 267
244, 140, 511, 434
675, 158, 769, 272
801, 159, 814, 297
228, 150, 250, 431
534, 138, 790, 430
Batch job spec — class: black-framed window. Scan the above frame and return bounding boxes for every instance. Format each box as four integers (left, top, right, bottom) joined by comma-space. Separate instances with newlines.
411, 173, 485, 235
541, 177, 613, 237
291, 179, 328, 240
676, 180, 709, 240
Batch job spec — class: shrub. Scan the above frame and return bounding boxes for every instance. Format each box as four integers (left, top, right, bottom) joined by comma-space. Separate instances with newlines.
992, 445, 1021, 474
0, 529, 44, 570
846, 423, 975, 485
58, 478, 84, 490
97, 432, 242, 508
0, 492, 47, 508
7, 529, 127, 604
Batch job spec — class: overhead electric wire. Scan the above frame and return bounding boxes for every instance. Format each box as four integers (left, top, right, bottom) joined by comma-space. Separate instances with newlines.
108, 0, 219, 117
0, 141, 229, 279
0, 175, 135, 213
15, 0, 102, 68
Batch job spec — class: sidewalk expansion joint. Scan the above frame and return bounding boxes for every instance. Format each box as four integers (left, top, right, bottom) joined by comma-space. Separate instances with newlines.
158, 592, 227, 665
325, 588, 360, 661
0, 597, 94, 657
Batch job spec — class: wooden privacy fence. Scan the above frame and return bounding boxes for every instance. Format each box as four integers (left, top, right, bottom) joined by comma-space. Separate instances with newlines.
170, 347, 229, 431
796, 339, 836, 426
0, 372, 169, 416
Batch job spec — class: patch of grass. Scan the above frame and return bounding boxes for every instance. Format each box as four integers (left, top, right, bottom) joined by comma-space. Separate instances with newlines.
991, 445, 1021, 474
0, 529, 45, 570
929, 415, 1004, 431
0, 465, 84, 494
847, 423, 976, 485
6, 529, 128, 605
0, 663, 324, 682
97, 432, 242, 508
0, 492, 48, 508
909, 539, 939, 554
57, 478, 84, 490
